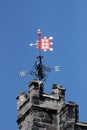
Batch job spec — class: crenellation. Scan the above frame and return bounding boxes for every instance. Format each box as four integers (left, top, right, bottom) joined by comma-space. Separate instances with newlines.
17, 80, 87, 130
16, 91, 28, 110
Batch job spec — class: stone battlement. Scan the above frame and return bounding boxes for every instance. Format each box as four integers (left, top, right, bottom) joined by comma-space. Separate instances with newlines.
16, 80, 87, 130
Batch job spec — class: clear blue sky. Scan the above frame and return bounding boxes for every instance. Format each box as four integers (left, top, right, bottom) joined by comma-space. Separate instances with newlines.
0, 0, 87, 129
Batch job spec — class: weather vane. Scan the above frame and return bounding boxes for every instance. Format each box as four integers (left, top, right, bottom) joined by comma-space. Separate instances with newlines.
20, 29, 59, 82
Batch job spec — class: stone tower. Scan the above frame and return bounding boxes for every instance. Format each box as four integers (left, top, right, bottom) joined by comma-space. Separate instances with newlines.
16, 79, 87, 130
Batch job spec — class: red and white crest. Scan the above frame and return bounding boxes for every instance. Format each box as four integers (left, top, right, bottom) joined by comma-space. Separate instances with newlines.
38, 37, 50, 51
29, 29, 53, 51
38, 37, 53, 51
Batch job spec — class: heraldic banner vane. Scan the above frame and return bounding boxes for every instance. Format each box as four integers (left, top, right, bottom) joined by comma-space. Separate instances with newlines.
20, 29, 59, 82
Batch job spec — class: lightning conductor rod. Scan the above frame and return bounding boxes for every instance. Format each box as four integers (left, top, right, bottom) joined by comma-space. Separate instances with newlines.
37, 29, 42, 56
37, 29, 44, 81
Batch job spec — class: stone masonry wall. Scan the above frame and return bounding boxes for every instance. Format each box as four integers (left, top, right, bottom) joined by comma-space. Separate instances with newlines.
30, 106, 57, 130
59, 102, 79, 130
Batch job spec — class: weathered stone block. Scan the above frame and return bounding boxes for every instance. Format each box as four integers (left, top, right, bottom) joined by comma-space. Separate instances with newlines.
31, 126, 39, 130
41, 118, 52, 124
33, 118, 40, 122
33, 122, 45, 128
37, 112, 44, 118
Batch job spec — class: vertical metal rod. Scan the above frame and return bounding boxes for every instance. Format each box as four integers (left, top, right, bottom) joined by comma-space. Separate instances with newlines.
37, 29, 42, 56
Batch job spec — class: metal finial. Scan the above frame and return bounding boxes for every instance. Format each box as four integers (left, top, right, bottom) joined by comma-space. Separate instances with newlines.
37, 29, 41, 36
